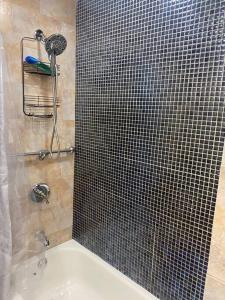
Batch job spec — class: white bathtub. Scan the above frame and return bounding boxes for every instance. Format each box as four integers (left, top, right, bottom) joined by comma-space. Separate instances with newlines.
12, 240, 158, 300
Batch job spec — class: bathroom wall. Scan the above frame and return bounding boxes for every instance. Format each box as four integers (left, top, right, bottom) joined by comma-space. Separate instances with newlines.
0, 0, 75, 262
204, 147, 225, 300
73, 1, 225, 300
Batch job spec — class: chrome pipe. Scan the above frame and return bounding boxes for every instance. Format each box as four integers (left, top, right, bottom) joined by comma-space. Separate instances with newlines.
11, 146, 75, 160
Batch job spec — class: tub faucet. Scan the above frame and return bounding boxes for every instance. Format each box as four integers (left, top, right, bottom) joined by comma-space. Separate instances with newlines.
35, 230, 50, 248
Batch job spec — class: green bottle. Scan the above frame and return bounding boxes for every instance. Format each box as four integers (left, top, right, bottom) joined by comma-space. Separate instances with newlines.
25, 56, 52, 75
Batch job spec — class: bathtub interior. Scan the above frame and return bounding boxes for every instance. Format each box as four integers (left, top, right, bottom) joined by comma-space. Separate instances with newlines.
11, 240, 158, 300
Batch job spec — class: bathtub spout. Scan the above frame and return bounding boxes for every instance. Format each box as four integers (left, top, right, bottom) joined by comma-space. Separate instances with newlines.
35, 231, 50, 248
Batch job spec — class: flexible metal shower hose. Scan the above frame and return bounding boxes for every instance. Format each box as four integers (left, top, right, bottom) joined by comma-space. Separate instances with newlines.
49, 57, 60, 157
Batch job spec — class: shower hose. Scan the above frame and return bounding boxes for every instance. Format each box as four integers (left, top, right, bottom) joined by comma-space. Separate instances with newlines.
49, 56, 60, 157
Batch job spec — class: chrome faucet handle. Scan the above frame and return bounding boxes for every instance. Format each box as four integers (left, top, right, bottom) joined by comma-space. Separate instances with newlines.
31, 183, 50, 204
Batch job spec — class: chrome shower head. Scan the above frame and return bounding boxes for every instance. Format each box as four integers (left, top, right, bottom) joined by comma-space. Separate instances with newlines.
45, 34, 67, 56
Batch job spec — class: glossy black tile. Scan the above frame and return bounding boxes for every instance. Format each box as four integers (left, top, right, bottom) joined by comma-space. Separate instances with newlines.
73, 1, 225, 299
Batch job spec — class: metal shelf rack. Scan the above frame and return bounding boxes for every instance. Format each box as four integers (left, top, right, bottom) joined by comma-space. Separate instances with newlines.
21, 36, 61, 118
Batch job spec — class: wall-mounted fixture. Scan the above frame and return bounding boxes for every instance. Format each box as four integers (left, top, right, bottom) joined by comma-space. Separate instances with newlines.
31, 183, 50, 204
21, 36, 61, 118
35, 230, 50, 248
14, 146, 75, 160
20, 29, 71, 159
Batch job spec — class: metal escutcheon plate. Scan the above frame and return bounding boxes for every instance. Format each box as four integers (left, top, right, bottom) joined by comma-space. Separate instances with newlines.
31, 183, 50, 203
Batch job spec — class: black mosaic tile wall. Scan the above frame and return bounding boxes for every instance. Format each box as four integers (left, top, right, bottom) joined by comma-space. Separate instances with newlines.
73, 1, 225, 299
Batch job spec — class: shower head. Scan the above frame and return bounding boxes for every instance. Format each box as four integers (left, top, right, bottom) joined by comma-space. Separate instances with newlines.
45, 34, 67, 56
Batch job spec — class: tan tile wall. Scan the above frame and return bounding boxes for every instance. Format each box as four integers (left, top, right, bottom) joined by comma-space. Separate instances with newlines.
0, 0, 75, 262
204, 147, 225, 299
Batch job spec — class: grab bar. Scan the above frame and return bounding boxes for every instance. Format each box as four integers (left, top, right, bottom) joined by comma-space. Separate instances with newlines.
12, 146, 75, 160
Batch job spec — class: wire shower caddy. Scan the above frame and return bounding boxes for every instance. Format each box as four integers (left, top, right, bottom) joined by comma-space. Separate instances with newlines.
21, 36, 60, 118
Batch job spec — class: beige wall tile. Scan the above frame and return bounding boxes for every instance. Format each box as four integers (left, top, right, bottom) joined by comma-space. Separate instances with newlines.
2, 0, 75, 262
0, 1, 13, 33
204, 276, 225, 300
206, 156, 225, 297
40, 0, 75, 25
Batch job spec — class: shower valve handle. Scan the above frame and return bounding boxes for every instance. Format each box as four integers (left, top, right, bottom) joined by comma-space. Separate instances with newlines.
34, 187, 49, 204
31, 183, 50, 204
